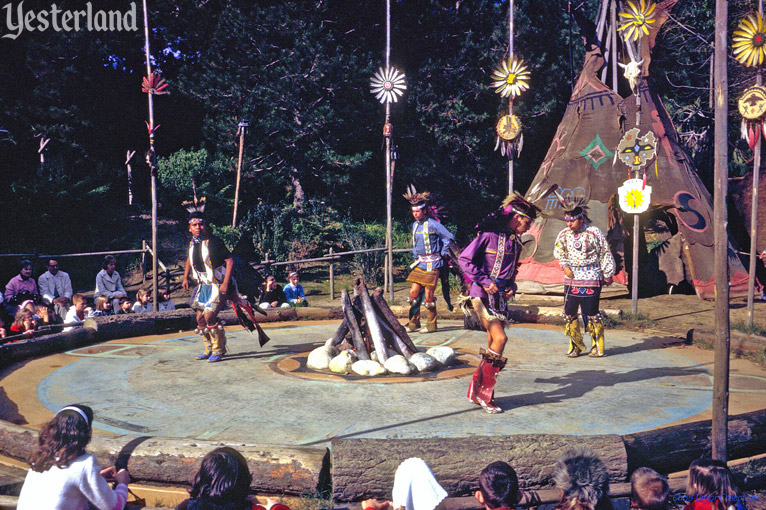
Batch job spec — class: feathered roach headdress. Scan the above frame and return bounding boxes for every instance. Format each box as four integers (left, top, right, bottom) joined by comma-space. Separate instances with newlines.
403, 184, 444, 222
474, 192, 543, 232
552, 447, 610, 509
182, 195, 207, 224
553, 189, 589, 222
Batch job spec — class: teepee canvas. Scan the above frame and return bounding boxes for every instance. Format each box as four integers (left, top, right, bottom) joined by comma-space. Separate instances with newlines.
515, 0, 748, 300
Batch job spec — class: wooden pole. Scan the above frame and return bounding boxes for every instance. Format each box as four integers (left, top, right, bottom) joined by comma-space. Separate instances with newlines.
385, 0, 394, 303
232, 121, 248, 228
610, 0, 617, 92
632, 214, 639, 314
507, 0, 514, 195
747, 1, 764, 328
142, 0, 159, 310
329, 247, 335, 300
712, 0, 729, 463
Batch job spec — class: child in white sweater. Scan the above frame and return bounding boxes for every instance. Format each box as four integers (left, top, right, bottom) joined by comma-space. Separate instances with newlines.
17, 404, 130, 510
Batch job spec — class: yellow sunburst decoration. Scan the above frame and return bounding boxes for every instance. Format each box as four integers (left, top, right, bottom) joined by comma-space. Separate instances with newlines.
733, 13, 766, 67
618, 178, 652, 214
491, 56, 530, 98
617, 0, 657, 42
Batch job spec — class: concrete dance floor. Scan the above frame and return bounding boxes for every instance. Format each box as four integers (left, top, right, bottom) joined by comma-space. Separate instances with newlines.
2, 320, 766, 446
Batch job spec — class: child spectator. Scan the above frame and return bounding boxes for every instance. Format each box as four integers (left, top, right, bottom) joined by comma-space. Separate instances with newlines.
88, 296, 114, 317
158, 291, 176, 312
259, 276, 290, 309
35, 303, 58, 326
475, 461, 522, 510
10, 309, 37, 337
117, 298, 133, 315
16, 404, 130, 510
361, 458, 447, 510
94, 255, 127, 311
631, 467, 669, 510
683, 459, 744, 510
553, 448, 613, 510
283, 272, 308, 307
0, 316, 6, 339
176, 446, 291, 510
64, 294, 89, 332
132, 289, 154, 314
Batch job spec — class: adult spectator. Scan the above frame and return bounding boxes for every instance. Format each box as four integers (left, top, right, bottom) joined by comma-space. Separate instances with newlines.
362, 457, 448, 510
284, 271, 308, 307
94, 255, 127, 311
552, 447, 612, 510
630, 467, 669, 510
475, 461, 522, 510
259, 276, 290, 309
37, 259, 73, 318
17, 404, 130, 510
4, 259, 39, 316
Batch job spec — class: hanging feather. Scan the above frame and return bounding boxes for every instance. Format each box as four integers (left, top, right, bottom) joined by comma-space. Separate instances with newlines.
742, 118, 749, 142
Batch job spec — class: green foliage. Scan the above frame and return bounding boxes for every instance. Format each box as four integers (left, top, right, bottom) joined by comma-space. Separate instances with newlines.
338, 220, 387, 285
731, 320, 766, 337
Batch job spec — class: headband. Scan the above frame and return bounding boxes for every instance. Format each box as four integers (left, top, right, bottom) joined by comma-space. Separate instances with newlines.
189, 218, 205, 225
564, 209, 585, 221
511, 207, 531, 218
288, 271, 298, 278
57, 406, 90, 427
411, 203, 426, 210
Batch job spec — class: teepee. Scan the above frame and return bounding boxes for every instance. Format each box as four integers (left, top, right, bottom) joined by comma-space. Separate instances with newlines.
515, 0, 749, 300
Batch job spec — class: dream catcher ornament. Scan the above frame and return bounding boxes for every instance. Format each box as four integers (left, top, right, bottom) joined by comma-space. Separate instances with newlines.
370, 66, 407, 104
733, 12, 766, 67
738, 85, 766, 149
494, 114, 523, 159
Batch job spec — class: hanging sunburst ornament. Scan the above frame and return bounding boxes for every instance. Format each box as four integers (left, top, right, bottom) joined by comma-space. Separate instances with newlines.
617, 0, 657, 42
491, 56, 530, 98
733, 13, 766, 67
370, 67, 407, 104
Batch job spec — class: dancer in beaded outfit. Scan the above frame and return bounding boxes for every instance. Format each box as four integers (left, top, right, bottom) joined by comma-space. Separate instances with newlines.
403, 185, 454, 334
181, 198, 235, 363
458, 194, 540, 414
553, 203, 615, 358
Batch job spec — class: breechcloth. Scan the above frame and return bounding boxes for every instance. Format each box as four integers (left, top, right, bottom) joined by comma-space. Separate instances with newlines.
406, 266, 440, 287
564, 285, 601, 326
471, 279, 509, 323
191, 283, 227, 314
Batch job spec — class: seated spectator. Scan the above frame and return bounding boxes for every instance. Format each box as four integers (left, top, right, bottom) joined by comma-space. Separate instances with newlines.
283, 271, 308, 307
10, 309, 37, 337
683, 458, 743, 510
64, 294, 89, 332
35, 303, 58, 326
38, 259, 73, 320
116, 298, 133, 315
176, 446, 291, 510
4, 259, 39, 316
553, 448, 612, 510
132, 288, 154, 314
475, 461, 522, 510
630, 467, 668, 510
17, 404, 130, 510
259, 276, 290, 309
158, 291, 176, 312
88, 296, 114, 317
363, 457, 447, 510
0, 316, 6, 339
94, 255, 127, 311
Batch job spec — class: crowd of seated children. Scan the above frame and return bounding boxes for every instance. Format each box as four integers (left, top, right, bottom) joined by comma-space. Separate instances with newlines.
132, 288, 154, 314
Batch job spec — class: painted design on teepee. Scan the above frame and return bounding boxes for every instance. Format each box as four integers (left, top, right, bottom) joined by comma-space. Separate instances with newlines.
579, 134, 614, 170
616, 128, 657, 172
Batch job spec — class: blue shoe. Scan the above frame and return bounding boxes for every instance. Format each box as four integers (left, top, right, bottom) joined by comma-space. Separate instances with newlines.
208, 353, 224, 363
196, 353, 211, 360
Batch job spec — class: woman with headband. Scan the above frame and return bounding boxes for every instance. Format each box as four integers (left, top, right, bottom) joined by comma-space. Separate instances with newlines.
17, 404, 130, 510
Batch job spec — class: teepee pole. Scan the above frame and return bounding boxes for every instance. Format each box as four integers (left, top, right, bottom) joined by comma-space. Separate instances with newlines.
385, 0, 394, 302
508, 0, 514, 194
747, 0, 763, 328
142, 0, 159, 310
712, 0, 730, 463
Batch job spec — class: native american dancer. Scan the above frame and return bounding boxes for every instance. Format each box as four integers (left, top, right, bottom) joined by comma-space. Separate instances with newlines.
553, 203, 615, 358
181, 199, 235, 363
403, 185, 454, 334
459, 194, 539, 414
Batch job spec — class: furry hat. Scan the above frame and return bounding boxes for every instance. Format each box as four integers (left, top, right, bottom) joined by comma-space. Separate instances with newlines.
553, 448, 610, 508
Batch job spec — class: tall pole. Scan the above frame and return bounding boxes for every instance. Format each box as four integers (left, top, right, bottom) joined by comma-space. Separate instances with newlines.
142, 0, 158, 310
232, 121, 248, 228
747, 0, 764, 328
385, 0, 394, 302
508, 0, 514, 194
712, 0, 729, 463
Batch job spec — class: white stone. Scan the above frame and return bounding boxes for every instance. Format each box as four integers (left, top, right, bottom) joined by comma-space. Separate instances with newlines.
352, 360, 387, 376
384, 355, 414, 375
329, 350, 357, 374
307, 344, 339, 370
426, 346, 458, 366
409, 352, 438, 372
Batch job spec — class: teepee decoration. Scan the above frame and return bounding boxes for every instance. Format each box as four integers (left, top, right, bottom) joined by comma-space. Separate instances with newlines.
141, 71, 170, 95
617, 0, 657, 42
738, 85, 766, 149
491, 57, 531, 98
370, 66, 407, 104
615, 128, 657, 174
618, 178, 652, 214
733, 12, 766, 67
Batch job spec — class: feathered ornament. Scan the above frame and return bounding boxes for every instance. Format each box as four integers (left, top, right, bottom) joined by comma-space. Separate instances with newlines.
617, 0, 657, 42
403, 184, 430, 206
494, 114, 524, 160
738, 85, 766, 149
552, 188, 588, 219
733, 12, 766, 67
230, 299, 270, 347
491, 56, 531, 98
182, 195, 206, 215
142, 71, 170, 95
370, 67, 407, 104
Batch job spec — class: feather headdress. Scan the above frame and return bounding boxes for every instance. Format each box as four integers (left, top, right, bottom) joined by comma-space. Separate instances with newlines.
182, 195, 206, 223
553, 189, 589, 221
475, 192, 542, 232
403, 184, 431, 209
